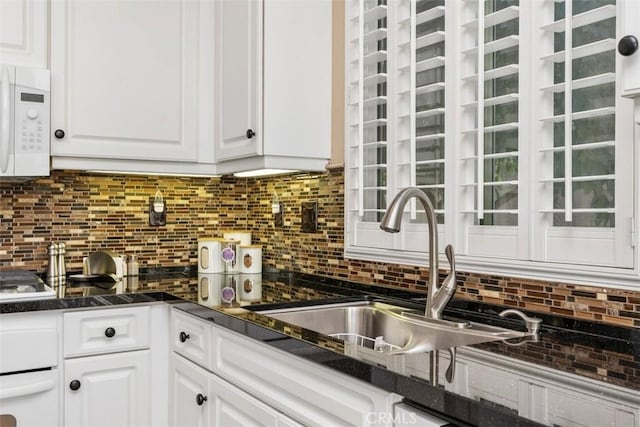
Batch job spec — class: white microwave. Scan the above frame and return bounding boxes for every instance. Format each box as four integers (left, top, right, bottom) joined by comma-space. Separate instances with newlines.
0, 64, 50, 178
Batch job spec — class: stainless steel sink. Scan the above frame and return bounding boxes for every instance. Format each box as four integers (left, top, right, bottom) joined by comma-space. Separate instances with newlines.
258, 301, 526, 354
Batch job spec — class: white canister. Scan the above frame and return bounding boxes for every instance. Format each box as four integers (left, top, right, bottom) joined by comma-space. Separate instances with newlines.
198, 238, 224, 273
239, 274, 262, 303
220, 239, 241, 273
222, 231, 251, 246
239, 245, 262, 274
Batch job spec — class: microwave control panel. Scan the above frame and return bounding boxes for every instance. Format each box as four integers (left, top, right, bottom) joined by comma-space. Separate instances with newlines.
15, 83, 50, 156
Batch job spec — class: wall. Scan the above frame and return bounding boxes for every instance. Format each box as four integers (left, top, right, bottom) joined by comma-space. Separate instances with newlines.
1, 171, 248, 272
2, 169, 639, 328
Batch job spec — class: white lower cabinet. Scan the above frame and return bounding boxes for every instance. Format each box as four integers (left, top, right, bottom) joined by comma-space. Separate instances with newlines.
445, 348, 640, 427
209, 367, 300, 427
62, 306, 160, 427
64, 350, 151, 427
170, 353, 209, 427
170, 308, 401, 427
170, 353, 301, 427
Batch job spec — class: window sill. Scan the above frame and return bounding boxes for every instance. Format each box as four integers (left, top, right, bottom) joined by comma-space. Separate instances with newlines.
344, 246, 640, 291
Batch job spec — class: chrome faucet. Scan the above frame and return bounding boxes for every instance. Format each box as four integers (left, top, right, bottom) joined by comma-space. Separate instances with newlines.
380, 187, 457, 319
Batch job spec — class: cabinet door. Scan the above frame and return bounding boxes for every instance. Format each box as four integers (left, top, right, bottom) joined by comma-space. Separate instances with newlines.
169, 354, 209, 427
0, 0, 47, 68
171, 353, 300, 427
621, 0, 640, 97
209, 369, 280, 427
211, 324, 400, 426
50, 0, 206, 162
214, 0, 262, 161
64, 350, 150, 427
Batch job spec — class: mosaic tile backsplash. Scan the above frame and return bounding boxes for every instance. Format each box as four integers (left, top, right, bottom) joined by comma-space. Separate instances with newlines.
1, 169, 639, 328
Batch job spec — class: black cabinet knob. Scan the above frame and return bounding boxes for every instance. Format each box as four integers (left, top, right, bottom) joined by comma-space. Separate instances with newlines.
246, 129, 255, 139
196, 393, 208, 406
104, 327, 116, 338
69, 380, 81, 391
179, 331, 190, 343
54, 129, 65, 139
618, 35, 639, 56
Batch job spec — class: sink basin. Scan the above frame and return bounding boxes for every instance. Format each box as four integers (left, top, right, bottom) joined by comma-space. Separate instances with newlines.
258, 300, 526, 353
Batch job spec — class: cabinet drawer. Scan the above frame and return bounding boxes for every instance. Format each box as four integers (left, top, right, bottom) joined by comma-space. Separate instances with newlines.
171, 309, 212, 370
64, 306, 150, 357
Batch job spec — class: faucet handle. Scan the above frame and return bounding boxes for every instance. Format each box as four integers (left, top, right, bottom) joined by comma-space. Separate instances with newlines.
441, 245, 456, 292
445, 244, 455, 272
444, 245, 456, 287
499, 309, 542, 335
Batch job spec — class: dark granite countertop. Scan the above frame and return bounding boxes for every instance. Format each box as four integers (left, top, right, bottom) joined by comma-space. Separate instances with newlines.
1, 268, 638, 427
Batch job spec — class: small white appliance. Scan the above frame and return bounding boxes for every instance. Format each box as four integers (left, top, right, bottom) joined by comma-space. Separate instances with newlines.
0, 270, 55, 302
0, 64, 50, 178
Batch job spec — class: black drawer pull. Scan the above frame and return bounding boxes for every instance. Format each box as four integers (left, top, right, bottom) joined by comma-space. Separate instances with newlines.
69, 380, 81, 391
179, 331, 190, 343
104, 327, 116, 338
196, 393, 207, 406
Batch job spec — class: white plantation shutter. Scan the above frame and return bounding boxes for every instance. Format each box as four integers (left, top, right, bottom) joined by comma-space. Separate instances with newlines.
393, 0, 449, 253
533, 0, 634, 268
456, 0, 528, 259
346, 0, 394, 254
345, 0, 636, 277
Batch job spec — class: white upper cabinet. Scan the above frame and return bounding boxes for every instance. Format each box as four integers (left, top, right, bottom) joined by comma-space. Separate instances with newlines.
215, 0, 261, 161
620, 0, 640, 97
214, 0, 332, 174
50, 0, 216, 175
0, 0, 48, 68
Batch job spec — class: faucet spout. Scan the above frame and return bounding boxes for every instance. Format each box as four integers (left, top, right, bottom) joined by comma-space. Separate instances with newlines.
380, 187, 457, 319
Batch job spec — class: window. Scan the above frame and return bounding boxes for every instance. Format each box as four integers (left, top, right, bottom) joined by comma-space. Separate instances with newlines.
345, 0, 636, 286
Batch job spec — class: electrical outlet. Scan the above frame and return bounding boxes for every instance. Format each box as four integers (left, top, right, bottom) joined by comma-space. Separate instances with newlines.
274, 202, 284, 227
301, 201, 318, 232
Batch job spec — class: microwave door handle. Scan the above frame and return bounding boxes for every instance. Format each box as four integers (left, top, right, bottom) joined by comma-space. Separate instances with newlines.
0, 65, 11, 173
